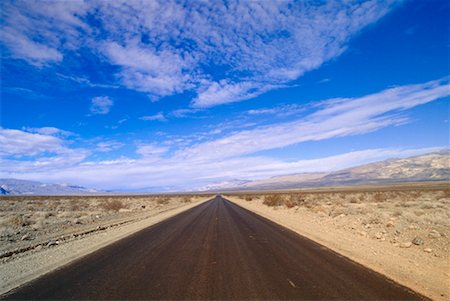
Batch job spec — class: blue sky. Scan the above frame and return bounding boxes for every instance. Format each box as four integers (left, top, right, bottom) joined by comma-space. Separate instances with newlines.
0, 0, 449, 191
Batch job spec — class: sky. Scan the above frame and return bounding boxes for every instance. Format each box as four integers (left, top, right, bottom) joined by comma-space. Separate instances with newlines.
0, 0, 449, 191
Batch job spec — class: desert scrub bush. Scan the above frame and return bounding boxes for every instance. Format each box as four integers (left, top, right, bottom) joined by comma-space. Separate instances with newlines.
157, 196, 170, 205
244, 195, 254, 202
182, 196, 192, 203
289, 193, 305, 204
70, 203, 81, 211
100, 199, 126, 211
263, 194, 285, 207
8, 215, 32, 227
283, 197, 296, 208
373, 192, 387, 203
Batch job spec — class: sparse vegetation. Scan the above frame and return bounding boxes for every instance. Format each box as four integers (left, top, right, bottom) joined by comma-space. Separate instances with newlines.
263, 194, 285, 207
156, 196, 170, 205
244, 195, 254, 202
100, 199, 126, 211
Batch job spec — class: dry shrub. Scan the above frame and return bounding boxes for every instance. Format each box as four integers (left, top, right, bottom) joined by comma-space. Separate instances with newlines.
289, 194, 305, 204
263, 194, 284, 207
373, 192, 387, 203
100, 199, 126, 211
182, 196, 192, 203
244, 195, 254, 202
9, 215, 31, 227
157, 197, 170, 205
70, 203, 81, 211
349, 197, 359, 204
284, 198, 296, 208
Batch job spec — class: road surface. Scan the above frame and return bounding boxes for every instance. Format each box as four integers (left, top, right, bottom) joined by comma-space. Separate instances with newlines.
3, 196, 427, 300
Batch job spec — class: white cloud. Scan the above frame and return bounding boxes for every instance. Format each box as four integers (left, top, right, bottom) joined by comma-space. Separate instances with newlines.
1, 0, 399, 105
0, 0, 88, 65
140, 112, 167, 122
0, 128, 89, 175
247, 104, 307, 117
193, 81, 279, 108
102, 42, 190, 97
170, 109, 201, 118
0, 128, 66, 157
96, 141, 124, 152
22, 126, 75, 137
135, 144, 168, 158
179, 77, 450, 161
90, 96, 113, 115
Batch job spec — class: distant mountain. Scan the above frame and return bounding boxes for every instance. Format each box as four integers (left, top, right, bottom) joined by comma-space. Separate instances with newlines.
0, 179, 101, 195
200, 179, 251, 191
205, 151, 450, 191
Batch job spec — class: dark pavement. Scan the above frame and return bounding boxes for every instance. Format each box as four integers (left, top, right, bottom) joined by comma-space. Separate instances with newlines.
3, 196, 427, 300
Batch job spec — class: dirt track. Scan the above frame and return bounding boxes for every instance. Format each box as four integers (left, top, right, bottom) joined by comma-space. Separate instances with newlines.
3, 196, 427, 300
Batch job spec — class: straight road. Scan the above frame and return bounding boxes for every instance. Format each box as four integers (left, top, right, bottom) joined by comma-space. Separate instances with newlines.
3, 196, 426, 300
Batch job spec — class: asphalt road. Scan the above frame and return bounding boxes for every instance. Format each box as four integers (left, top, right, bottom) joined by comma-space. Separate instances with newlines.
3, 196, 427, 300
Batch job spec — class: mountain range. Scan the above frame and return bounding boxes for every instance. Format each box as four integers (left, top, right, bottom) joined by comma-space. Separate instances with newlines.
201, 150, 450, 191
0, 179, 100, 195
1, 151, 448, 195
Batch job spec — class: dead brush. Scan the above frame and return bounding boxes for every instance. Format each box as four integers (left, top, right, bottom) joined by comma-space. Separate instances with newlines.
373, 192, 387, 203
157, 196, 170, 205
9, 215, 31, 227
244, 195, 254, 202
182, 196, 192, 203
100, 199, 126, 211
263, 194, 285, 207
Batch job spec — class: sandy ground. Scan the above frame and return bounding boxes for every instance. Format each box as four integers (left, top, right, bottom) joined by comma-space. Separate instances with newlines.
0, 195, 212, 295
225, 187, 449, 301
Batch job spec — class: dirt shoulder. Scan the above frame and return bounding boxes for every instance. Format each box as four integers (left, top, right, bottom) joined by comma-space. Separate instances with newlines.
225, 187, 449, 301
0, 195, 212, 295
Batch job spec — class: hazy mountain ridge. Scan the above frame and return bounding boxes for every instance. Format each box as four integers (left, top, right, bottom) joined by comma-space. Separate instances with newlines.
1, 151, 448, 194
205, 151, 450, 191
0, 179, 100, 195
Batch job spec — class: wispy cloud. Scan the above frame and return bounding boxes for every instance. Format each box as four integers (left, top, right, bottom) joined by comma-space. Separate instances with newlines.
0, 128, 67, 157
21, 126, 75, 137
179, 77, 450, 161
193, 81, 279, 108
247, 104, 307, 117
0, 0, 88, 66
0, 128, 89, 175
135, 144, 168, 158
96, 141, 124, 152
170, 109, 202, 118
1, 0, 399, 105
140, 112, 167, 122
90, 96, 113, 115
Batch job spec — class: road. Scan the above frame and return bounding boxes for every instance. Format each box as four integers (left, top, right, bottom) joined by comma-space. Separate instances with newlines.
3, 196, 426, 300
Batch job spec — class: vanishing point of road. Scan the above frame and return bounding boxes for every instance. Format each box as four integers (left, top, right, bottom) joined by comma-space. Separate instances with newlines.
3, 196, 427, 300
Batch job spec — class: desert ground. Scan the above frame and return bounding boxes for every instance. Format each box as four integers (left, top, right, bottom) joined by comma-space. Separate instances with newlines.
225, 183, 450, 301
